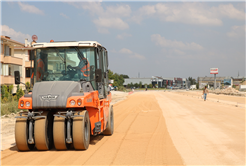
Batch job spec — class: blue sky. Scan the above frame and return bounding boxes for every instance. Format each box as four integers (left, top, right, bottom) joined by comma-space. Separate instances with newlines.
1, 1, 245, 79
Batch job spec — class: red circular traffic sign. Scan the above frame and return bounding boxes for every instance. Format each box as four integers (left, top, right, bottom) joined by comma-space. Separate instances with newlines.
32, 35, 38, 41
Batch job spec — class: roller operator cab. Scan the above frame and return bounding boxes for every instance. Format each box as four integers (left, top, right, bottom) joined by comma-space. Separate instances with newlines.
14, 41, 114, 151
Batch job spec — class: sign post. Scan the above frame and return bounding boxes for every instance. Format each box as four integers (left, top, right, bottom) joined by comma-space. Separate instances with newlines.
210, 68, 218, 89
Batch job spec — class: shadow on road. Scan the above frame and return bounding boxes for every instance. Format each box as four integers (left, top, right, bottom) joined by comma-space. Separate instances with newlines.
90, 134, 104, 145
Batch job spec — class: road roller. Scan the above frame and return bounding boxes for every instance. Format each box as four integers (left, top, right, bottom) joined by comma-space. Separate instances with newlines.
14, 40, 114, 151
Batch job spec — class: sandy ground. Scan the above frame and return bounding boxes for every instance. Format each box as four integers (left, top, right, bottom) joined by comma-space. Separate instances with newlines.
158, 90, 245, 165
1, 90, 245, 165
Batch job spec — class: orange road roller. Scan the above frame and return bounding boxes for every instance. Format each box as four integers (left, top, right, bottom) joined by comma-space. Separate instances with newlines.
14, 41, 114, 151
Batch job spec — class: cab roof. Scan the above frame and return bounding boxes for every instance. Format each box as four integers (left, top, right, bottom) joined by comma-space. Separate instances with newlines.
32, 41, 102, 48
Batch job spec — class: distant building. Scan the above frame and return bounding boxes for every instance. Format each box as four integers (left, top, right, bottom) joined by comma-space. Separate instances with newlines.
123, 78, 152, 88
232, 76, 245, 86
197, 76, 226, 89
151, 76, 174, 88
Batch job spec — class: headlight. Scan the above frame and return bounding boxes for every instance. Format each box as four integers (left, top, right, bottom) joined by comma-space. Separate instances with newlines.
70, 100, 76, 106
26, 101, 30, 107
20, 100, 24, 107
77, 99, 82, 106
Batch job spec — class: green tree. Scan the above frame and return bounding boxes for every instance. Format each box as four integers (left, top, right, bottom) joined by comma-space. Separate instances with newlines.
196, 83, 199, 89
130, 82, 134, 88
120, 74, 129, 79
16, 87, 24, 100
112, 73, 124, 87
139, 81, 143, 88
1, 85, 7, 99
148, 84, 153, 88
26, 82, 31, 92
108, 69, 114, 80
188, 77, 197, 85
3, 85, 9, 99
134, 83, 139, 88
8, 85, 13, 94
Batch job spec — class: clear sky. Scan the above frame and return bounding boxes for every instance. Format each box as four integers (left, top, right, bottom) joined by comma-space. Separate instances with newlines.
1, 1, 245, 79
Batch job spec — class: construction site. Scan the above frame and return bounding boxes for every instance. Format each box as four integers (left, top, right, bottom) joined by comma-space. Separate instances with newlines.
1, 88, 245, 165
0, 38, 245, 165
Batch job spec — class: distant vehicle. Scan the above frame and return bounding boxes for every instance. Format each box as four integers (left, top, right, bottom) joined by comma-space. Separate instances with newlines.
190, 85, 197, 90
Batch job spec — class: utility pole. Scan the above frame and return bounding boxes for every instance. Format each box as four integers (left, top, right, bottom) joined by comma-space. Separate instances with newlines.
210, 68, 218, 89
214, 74, 216, 89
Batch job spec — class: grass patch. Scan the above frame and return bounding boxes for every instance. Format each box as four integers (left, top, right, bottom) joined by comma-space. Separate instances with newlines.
1, 100, 20, 115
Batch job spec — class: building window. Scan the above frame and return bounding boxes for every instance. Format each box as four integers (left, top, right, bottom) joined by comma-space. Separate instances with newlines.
0, 40, 3, 54
1, 64, 22, 77
9, 47, 11, 56
2, 64, 9, 75
26, 67, 33, 77
0, 63, 3, 75
4, 45, 10, 56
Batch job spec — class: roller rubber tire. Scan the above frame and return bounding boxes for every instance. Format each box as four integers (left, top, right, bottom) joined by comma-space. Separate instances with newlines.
103, 105, 114, 135
34, 111, 53, 150
15, 114, 35, 151
53, 115, 68, 150
73, 110, 90, 150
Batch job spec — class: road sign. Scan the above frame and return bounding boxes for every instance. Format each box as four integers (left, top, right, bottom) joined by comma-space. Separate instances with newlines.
210, 68, 218, 74
32, 35, 38, 42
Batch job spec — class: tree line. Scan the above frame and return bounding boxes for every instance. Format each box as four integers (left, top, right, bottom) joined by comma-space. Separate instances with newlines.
108, 69, 129, 87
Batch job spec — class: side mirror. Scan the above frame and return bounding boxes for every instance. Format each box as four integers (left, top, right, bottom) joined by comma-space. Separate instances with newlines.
14, 71, 20, 84
95, 69, 102, 83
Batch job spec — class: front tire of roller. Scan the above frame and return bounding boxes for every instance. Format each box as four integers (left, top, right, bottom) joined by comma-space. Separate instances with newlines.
34, 111, 53, 150
53, 115, 68, 150
73, 110, 90, 150
15, 115, 35, 151
103, 105, 114, 135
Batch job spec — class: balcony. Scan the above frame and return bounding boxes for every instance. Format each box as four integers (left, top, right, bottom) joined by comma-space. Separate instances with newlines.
0, 55, 22, 65
25, 60, 34, 68
0, 54, 3, 62
0, 75, 23, 85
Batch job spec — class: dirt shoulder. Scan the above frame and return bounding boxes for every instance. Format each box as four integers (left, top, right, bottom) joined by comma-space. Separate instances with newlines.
174, 90, 245, 107
157, 91, 245, 165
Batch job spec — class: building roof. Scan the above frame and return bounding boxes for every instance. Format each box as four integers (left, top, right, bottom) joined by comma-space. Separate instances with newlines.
198, 76, 226, 81
14, 47, 34, 50
1, 36, 24, 47
32, 41, 102, 48
152, 76, 174, 80
123, 78, 152, 85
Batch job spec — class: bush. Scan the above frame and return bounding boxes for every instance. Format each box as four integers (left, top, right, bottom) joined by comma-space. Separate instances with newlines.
13, 95, 18, 101
26, 81, 31, 92
8, 85, 13, 93
118, 86, 126, 91
16, 88, 24, 100
1, 97, 8, 104
1, 100, 19, 115
148, 84, 153, 88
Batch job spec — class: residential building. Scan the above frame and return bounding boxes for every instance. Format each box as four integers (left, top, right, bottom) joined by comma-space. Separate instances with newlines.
1, 36, 33, 93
